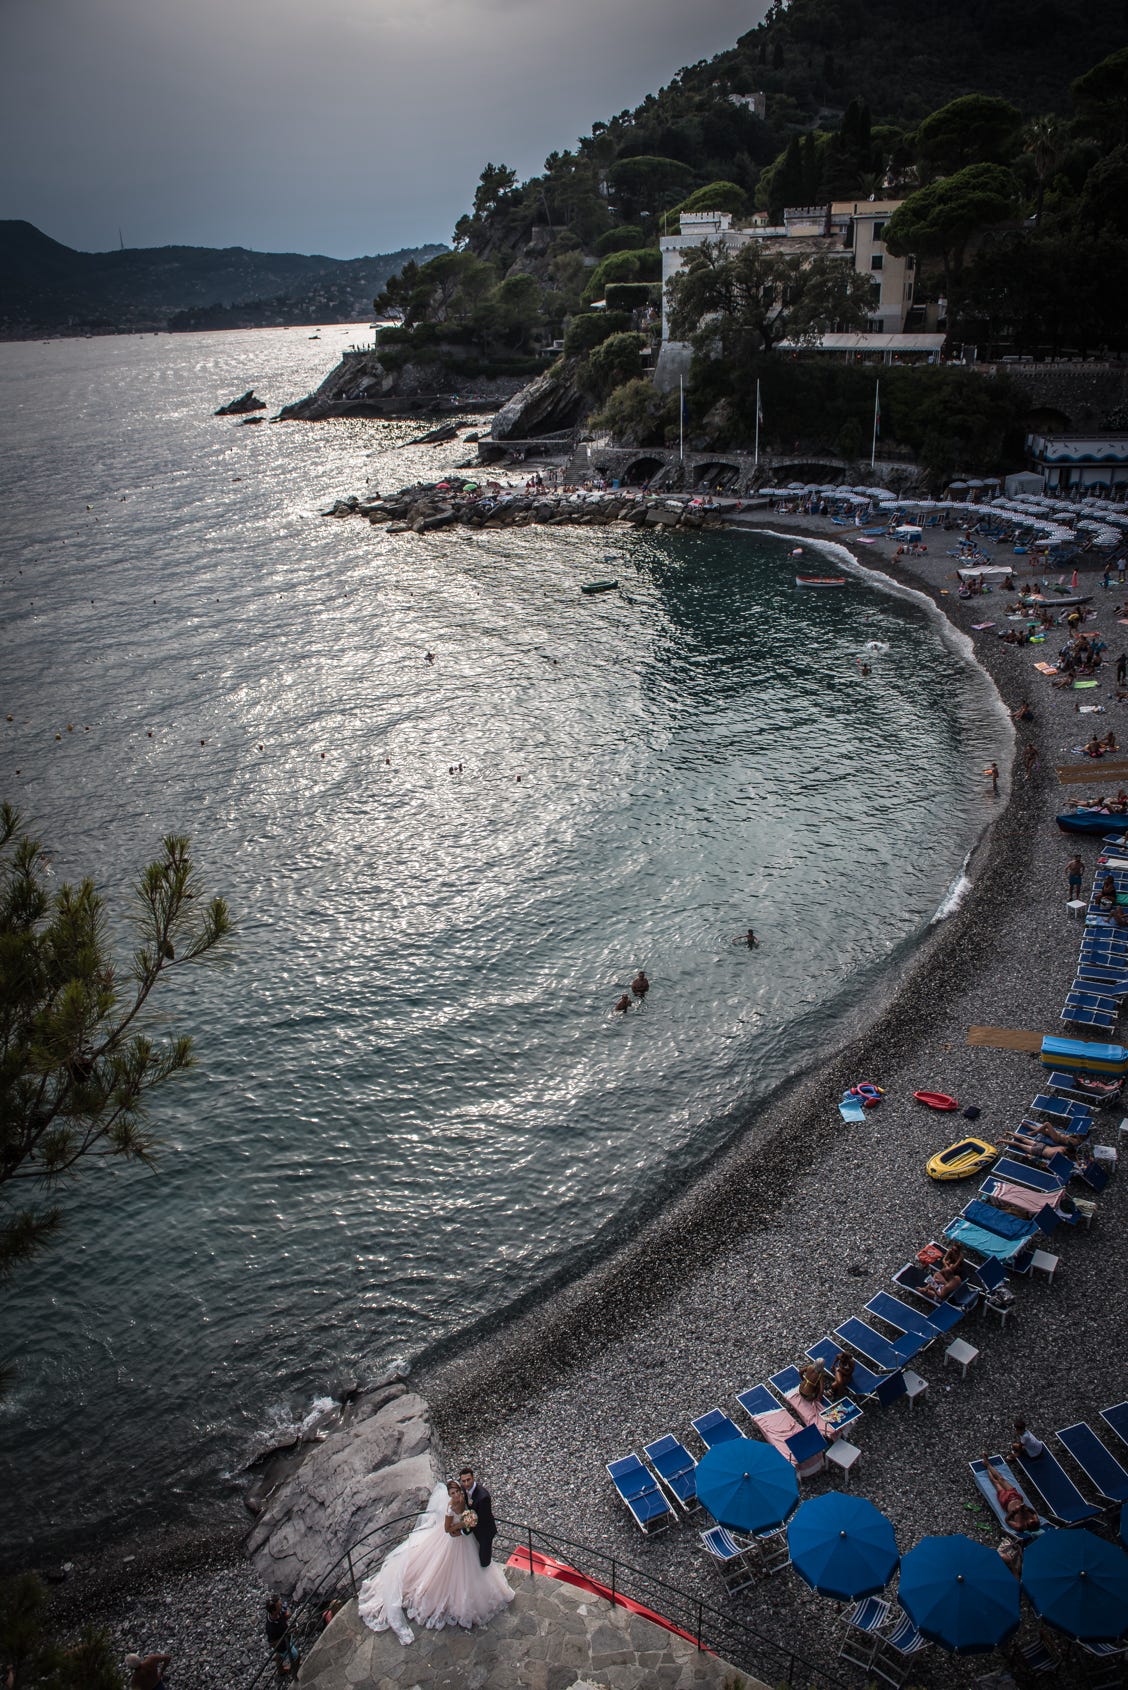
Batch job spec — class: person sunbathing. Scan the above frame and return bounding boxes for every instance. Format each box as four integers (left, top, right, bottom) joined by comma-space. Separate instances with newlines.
924, 1242, 966, 1302
981, 1456, 1042, 1536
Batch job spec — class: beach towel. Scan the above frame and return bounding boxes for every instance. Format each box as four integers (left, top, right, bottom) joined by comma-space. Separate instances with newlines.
1075, 681, 1100, 689
1034, 662, 1058, 675
989, 1180, 1065, 1218
964, 1198, 1036, 1240
785, 1388, 844, 1443
944, 1218, 1033, 1263
749, 1404, 825, 1477
971, 622, 996, 630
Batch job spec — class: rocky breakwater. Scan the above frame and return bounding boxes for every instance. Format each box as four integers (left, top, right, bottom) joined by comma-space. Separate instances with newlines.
244, 1377, 436, 1603
323, 478, 730, 535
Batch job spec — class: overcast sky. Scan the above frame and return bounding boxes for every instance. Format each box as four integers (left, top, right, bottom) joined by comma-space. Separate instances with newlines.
1, 0, 764, 259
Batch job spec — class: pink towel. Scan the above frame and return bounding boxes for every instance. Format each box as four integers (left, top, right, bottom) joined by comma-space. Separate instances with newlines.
991, 1179, 1063, 1216
750, 1406, 825, 1477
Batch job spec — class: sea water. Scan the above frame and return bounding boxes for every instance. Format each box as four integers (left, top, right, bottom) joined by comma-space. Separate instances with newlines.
0, 327, 1007, 1552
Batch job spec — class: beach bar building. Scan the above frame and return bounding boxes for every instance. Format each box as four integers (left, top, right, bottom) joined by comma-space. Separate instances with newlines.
1024, 433, 1128, 495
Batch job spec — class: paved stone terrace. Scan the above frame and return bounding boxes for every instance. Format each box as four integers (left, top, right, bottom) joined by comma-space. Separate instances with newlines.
298, 1570, 766, 1690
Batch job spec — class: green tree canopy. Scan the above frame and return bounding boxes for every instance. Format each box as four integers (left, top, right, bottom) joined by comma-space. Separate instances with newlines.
587, 331, 648, 398
914, 94, 1023, 177
667, 239, 877, 357
0, 806, 231, 1290
1071, 47, 1128, 147
884, 162, 1018, 290
608, 154, 695, 218
473, 162, 518, 218
671, 180, 751, 216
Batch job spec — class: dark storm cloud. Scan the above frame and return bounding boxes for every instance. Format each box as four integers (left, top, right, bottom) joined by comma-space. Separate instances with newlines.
0, 0, 765, 256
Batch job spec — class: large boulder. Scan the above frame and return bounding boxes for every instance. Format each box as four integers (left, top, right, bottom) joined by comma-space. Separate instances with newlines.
489, 363, 589, 442
245, 1385, 436, 1603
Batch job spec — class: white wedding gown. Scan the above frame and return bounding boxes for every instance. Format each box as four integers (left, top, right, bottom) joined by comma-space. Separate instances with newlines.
357, 1483, 514, 1645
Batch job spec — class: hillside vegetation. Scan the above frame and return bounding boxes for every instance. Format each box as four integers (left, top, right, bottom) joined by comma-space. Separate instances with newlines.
363, 0, 1128, 475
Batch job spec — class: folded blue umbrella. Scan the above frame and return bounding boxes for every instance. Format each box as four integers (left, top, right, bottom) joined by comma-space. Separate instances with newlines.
787, 1493, 898, 1601
695, 1437, 798, 1535
899, 1534, 1020, 1654
1022, 1527, 1128, 1642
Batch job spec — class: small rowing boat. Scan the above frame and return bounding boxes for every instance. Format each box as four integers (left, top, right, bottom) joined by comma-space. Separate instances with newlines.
795, 575, 847, 588
914, 1089, 959, 1111
581, 580, 618, 595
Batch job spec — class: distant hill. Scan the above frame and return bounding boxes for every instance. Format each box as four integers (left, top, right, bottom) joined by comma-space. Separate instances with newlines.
0, 222, 446, 339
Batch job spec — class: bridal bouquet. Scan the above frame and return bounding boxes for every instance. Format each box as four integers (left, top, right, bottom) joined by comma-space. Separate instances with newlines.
460, 1509, 479, 1533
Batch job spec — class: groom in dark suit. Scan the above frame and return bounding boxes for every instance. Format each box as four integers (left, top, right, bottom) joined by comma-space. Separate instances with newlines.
459, 1465, 496, 1568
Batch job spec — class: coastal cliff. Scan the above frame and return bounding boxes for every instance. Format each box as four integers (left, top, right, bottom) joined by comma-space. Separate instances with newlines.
278, 347, 534, 421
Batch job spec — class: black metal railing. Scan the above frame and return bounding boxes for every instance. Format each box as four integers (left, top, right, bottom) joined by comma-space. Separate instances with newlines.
245, 1511, 848, 1689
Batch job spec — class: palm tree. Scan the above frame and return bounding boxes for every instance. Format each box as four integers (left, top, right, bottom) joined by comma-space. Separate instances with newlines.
1024, 115, 1066, 224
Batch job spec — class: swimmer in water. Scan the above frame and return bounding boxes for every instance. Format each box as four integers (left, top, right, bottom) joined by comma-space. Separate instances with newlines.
733, 929, 759, 948
613, 993, 632, 1014
630, 970, 649, 998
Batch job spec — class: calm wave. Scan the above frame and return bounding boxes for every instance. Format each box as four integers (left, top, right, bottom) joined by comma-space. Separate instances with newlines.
0, 327, 1007, 1552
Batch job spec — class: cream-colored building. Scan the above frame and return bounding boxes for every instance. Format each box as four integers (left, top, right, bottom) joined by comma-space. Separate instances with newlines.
659, 200, 919, 345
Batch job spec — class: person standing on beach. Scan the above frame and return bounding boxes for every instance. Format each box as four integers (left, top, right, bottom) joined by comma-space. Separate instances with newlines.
1118, 651, 1127, 687
1066, 854, 1084, 898
988, 762, 999, 795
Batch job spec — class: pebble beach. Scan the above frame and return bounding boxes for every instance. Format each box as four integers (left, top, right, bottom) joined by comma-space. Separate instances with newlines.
39, 506, 1128, 1687
422, 512, 1128, 1685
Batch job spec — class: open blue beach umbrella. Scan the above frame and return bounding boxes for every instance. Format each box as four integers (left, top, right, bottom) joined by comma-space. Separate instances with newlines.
695, 1438, 798, 1534
1022, 1528, 1128, 1642
899, 1534, 1021, 1654
787, 1493, 898, 1600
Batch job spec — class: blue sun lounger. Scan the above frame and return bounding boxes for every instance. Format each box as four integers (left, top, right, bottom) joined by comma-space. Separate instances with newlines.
960, 1197, 1043, 1241
1061, 990, 1117, 1017
1061, 1001, 1118, 1031
833, 1316, 927, 1372
607, 1453, 675, 1534
943, 1216, 1037, 1266
1101, 1402, 1128, 1451
970, 1455, 1049, 1539
1012, 1446, 1101, 1524
1074, 971, 1128, 997
991, 1154, 1069, 1192
1056, 1423, 1128, 1505
892, 1257, 978, 1315
865, 1288, 961, 1343
1030, 1094, 1094, 1126
805, 1336, 890, 1399
691, 1407, 742, 1450
643, 1434, 699, 1512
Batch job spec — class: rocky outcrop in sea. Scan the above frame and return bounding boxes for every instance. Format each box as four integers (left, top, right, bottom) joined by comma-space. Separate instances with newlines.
244, 1381, 435, 1603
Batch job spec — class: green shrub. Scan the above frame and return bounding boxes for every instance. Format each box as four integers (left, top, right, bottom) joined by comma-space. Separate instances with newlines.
563, 310, 631, 354
595, 225, 649, 255
587, 331, 647, 396
604, 282, 659, 311
671, 180, 750, 216
591, 377, 673, 445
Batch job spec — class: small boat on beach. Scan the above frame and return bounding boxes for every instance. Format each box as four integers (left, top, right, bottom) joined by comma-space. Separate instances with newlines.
581, 580, 619, 595
1057, 811, 1128, 835
1019, 593, 1093, 609
913, 1090, 959, 1111
795, 576, 847, 588
927, 1137, 997, 1181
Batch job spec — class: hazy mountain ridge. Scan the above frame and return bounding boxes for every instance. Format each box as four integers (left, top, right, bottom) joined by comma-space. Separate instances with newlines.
0, 221, 446, 338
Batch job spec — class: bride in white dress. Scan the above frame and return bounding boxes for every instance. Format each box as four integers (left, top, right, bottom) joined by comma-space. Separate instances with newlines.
357, 1480, 514, 1645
